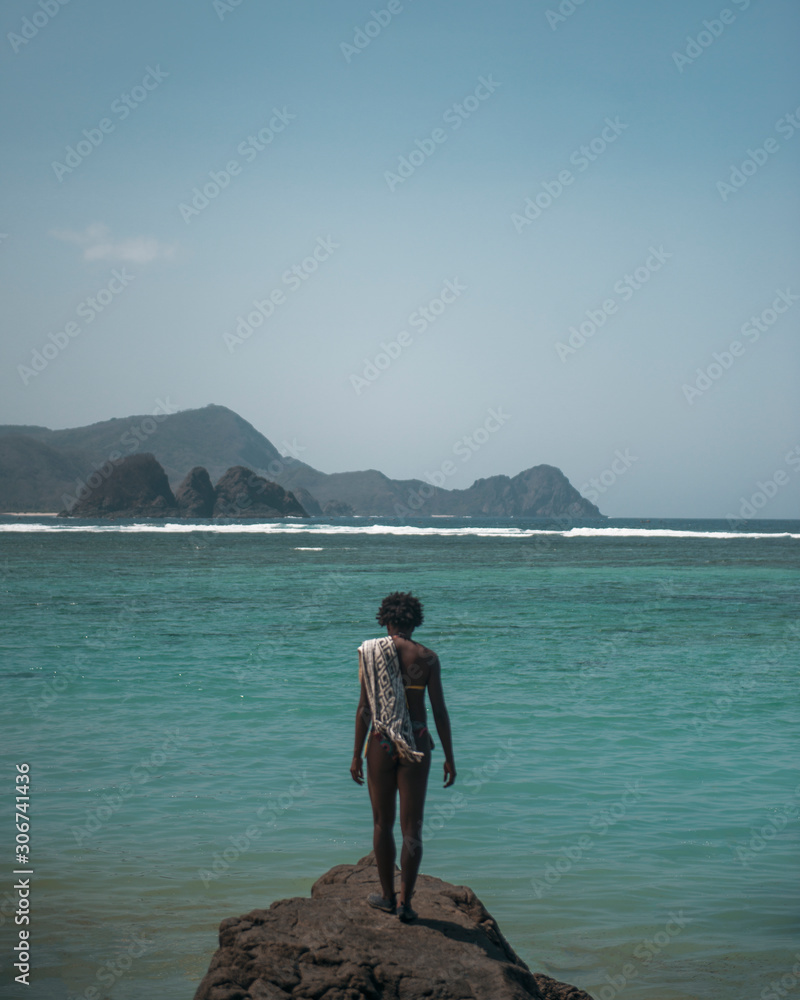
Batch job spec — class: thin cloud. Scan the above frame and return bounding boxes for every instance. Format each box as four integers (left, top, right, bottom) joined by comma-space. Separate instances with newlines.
50, 224, 176, 263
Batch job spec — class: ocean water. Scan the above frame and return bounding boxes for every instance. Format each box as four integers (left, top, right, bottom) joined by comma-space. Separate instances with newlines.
1, 516, 798, 1000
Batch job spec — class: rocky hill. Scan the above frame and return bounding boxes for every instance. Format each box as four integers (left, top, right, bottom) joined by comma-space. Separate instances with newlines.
60, 455, 308, 519
0, 434, 87, 512
431, 465, 595, 517
193, 853, 594, 1000
0, 404, 602, 517
276, 462, 597, 518
0, 403, 283, 488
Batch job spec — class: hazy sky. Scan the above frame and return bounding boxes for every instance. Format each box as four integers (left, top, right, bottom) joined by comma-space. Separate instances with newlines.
1, 0, 798, 517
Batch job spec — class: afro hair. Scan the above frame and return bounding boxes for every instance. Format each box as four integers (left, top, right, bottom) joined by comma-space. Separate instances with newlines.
376, 591, 424, 632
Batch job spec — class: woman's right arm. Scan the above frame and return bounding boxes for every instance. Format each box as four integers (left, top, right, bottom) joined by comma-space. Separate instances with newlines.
350, 672, 371, 785
427, 654, 456, 787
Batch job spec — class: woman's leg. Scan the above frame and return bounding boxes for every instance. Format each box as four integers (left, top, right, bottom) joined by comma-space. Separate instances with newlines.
396, 745, 431, 905
366, 732, 398, 901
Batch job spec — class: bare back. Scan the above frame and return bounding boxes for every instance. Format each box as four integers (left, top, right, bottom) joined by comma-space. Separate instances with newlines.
391, 635, 445, 727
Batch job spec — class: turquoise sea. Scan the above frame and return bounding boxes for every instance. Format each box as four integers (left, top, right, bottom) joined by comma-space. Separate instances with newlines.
1, 516, 798, 1000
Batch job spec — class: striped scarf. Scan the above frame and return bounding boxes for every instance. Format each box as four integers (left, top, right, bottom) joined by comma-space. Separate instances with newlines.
358, 636, 424, 763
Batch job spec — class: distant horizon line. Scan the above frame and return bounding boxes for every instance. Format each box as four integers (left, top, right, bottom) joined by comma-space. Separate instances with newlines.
0, 512, 797, 524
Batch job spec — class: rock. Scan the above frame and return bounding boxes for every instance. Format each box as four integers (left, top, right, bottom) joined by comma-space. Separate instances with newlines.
0, 434, 89, 513
58, 459, 310, 519
58, 453, 178, 518
213, 466, 308, 518
0, 405, 604, 517
193, 854, 594, 1000
425, 466, 600, 518
507, 465, 597, 518
275, 464, 602, 519
175, 466, 216, 517
322, 498, 355, 517
288, 486, 323, 517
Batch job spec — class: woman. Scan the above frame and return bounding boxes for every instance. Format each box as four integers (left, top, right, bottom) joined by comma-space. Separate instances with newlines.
350, 591, 456, 922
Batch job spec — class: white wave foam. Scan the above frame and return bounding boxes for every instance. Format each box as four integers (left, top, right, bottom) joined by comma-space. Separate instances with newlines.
560, 527, 800, 540
0, 522, 797, 540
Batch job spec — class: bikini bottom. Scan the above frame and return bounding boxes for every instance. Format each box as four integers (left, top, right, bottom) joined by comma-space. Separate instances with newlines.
375, 721, 434, 764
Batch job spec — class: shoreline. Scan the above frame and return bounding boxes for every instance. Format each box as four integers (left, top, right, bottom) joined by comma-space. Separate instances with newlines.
2, 511, 59, 516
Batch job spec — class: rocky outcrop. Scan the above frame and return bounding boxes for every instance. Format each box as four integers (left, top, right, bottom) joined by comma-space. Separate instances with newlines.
213, 466, 307, 519
60, 457, 308, 519
322, 498, 356, 517
426, 465, 598, 518
289, 486, 323, 517
2, 404, 603, 517
175, 466, 216, 517
275, 466, 425, 518
193, 854, 593, 1000
0, 434, 88, 512
58, 453, 178, 518
276, 463, 601, 519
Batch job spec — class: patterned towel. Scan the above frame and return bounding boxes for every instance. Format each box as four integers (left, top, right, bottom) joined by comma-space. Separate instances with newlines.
359, 636, 424, 763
